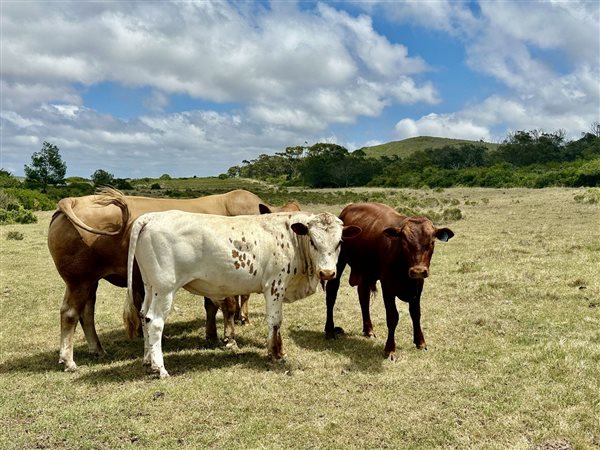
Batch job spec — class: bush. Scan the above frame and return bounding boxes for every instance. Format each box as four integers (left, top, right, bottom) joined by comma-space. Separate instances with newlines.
2, 188, 55, 211
0, 190, 21, 210
0, 207, 38, 224
0, 170, 21, 188
151, 183, 161, 190
574, 188, 600, 204
442, 207, 463, 222
114, 179, 133, 190
6, 230, 24, 240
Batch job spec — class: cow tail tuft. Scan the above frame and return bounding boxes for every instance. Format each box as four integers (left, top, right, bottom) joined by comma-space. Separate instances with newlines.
124, 218, 144, 339
370, 283, 378, 298
123, 293, 140, 340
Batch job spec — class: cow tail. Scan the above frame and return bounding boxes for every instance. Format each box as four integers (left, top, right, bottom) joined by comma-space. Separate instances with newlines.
124, 217, 145, 339
57, 187, 130, 236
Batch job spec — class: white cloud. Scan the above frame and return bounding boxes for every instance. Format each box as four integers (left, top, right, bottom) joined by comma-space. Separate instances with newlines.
392, 0, 599, 141
2, 1, 598, 178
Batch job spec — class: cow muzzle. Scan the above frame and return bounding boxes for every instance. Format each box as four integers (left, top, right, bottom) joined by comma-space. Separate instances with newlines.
408, 266, 429, 279
319, 269, 336, 281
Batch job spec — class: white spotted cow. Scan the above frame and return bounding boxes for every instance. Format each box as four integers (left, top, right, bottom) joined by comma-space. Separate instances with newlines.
124, 210, 361, 378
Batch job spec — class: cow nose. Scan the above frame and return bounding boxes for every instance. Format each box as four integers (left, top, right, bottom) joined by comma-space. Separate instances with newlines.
409, 266, 429, 279
319, 269, 336, 281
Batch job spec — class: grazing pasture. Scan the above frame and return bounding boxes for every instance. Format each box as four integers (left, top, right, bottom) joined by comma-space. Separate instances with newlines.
0, 188, 598, 449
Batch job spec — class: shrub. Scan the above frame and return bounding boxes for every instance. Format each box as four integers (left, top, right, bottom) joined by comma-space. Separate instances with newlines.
0, 190, 21, 210
442, 207, 463, 222
151, 183, 161, 190
6, 230, 24, 240
574, 188, 600, 204
2, 188, 55, 211
0, 207, 38, 224
0, 170, 21, 188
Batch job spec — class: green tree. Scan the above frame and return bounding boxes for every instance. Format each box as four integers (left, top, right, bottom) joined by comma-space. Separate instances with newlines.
91, 169, 115, 188
24, 141, 67, 192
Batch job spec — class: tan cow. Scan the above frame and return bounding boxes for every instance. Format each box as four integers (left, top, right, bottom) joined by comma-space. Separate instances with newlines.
48, 188, 300, 371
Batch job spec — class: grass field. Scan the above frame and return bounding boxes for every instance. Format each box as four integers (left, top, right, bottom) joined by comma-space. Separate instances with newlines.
1, 188, 599, 449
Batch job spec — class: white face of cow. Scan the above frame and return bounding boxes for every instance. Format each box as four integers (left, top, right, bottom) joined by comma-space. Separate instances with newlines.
291, 213, 344, 281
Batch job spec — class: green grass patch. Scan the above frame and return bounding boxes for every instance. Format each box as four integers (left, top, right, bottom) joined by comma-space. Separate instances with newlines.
1, 189, 599, 449
362, 136, 500, 159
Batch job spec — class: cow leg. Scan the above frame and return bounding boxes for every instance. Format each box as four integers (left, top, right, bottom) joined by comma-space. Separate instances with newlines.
59, 282, 95, 371
265, 292, 285, 361
409, 290, 427, 350
382, 290, 399, 361
79, 281, 105, 356
324, 260, 346, 339
222, 297, 238, 349
132, 262, 145, 337
204, 297, 219, 347
237, 295, 250, 325
146, 289, 173, 379
141, 286, 152, 367
358, 282, 375, 338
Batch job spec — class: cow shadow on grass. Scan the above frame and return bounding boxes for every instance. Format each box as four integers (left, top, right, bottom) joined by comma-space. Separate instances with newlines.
289, 328, 417, 374
0, 318, 267, 379
75, 347, 271, 384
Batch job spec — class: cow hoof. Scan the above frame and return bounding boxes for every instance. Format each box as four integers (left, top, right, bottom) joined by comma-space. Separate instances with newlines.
325, 327, 345, 340
148, 366, 169, 379
386, 353, 397, 363
204, 338, 219, 349
224, 339, 239, 350
240, 319, 250, 326
88, 346, 106, 356
363, 332, 376, 339
269, 354, 287, 363
416, 344, 428, 350
61, 361, 78, 372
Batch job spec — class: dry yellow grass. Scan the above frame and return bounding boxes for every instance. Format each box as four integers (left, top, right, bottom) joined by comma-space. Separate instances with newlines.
0, 188, 599, 449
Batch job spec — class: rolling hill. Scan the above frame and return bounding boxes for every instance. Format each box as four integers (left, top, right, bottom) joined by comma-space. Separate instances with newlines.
360, 136, 500, 159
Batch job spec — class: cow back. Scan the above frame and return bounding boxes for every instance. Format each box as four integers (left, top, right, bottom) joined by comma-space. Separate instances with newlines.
338, 203, 405, 278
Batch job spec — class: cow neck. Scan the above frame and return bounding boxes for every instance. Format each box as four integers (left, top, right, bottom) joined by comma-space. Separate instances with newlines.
282, 232, 319, 302
293, 233, 315, 279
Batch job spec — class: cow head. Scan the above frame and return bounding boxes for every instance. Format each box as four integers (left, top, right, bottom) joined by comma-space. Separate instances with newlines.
291, 213, 361, 282
383, 217, 454, 279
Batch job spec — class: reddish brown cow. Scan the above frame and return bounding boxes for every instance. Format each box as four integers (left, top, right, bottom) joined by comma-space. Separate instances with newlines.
324, 202, 454, 361
48, 188, 300, 371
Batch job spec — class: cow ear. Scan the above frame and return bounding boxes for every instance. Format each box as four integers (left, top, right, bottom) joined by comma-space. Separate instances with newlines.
342, 225, 361, 240
291, 223, 309, 235
383, 227, 402, 239
259, 204, 273, 215
436, 227, 454, 242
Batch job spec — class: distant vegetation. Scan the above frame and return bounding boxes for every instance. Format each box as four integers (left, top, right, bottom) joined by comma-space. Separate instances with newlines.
361, 136, 500, 159
230, 129, 600, 189
1, 127, 599, 224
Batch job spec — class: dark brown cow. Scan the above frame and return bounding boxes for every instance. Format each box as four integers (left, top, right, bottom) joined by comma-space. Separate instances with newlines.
48, 188, 300, 371
324, 202, 454, 361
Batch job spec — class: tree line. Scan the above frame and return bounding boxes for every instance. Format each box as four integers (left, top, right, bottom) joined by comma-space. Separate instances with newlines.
228, 128, 600, 188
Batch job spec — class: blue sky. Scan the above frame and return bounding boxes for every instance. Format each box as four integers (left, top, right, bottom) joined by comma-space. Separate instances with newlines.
1, 1, 598, 178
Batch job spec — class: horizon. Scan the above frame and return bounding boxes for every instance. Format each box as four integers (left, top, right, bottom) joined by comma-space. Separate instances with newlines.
2, 1, 598, 179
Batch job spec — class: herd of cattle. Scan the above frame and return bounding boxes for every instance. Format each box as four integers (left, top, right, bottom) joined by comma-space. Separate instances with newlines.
47, 188, 453, 378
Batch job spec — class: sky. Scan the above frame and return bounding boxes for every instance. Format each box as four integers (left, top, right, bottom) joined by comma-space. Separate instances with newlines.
1, 1, 599, 179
